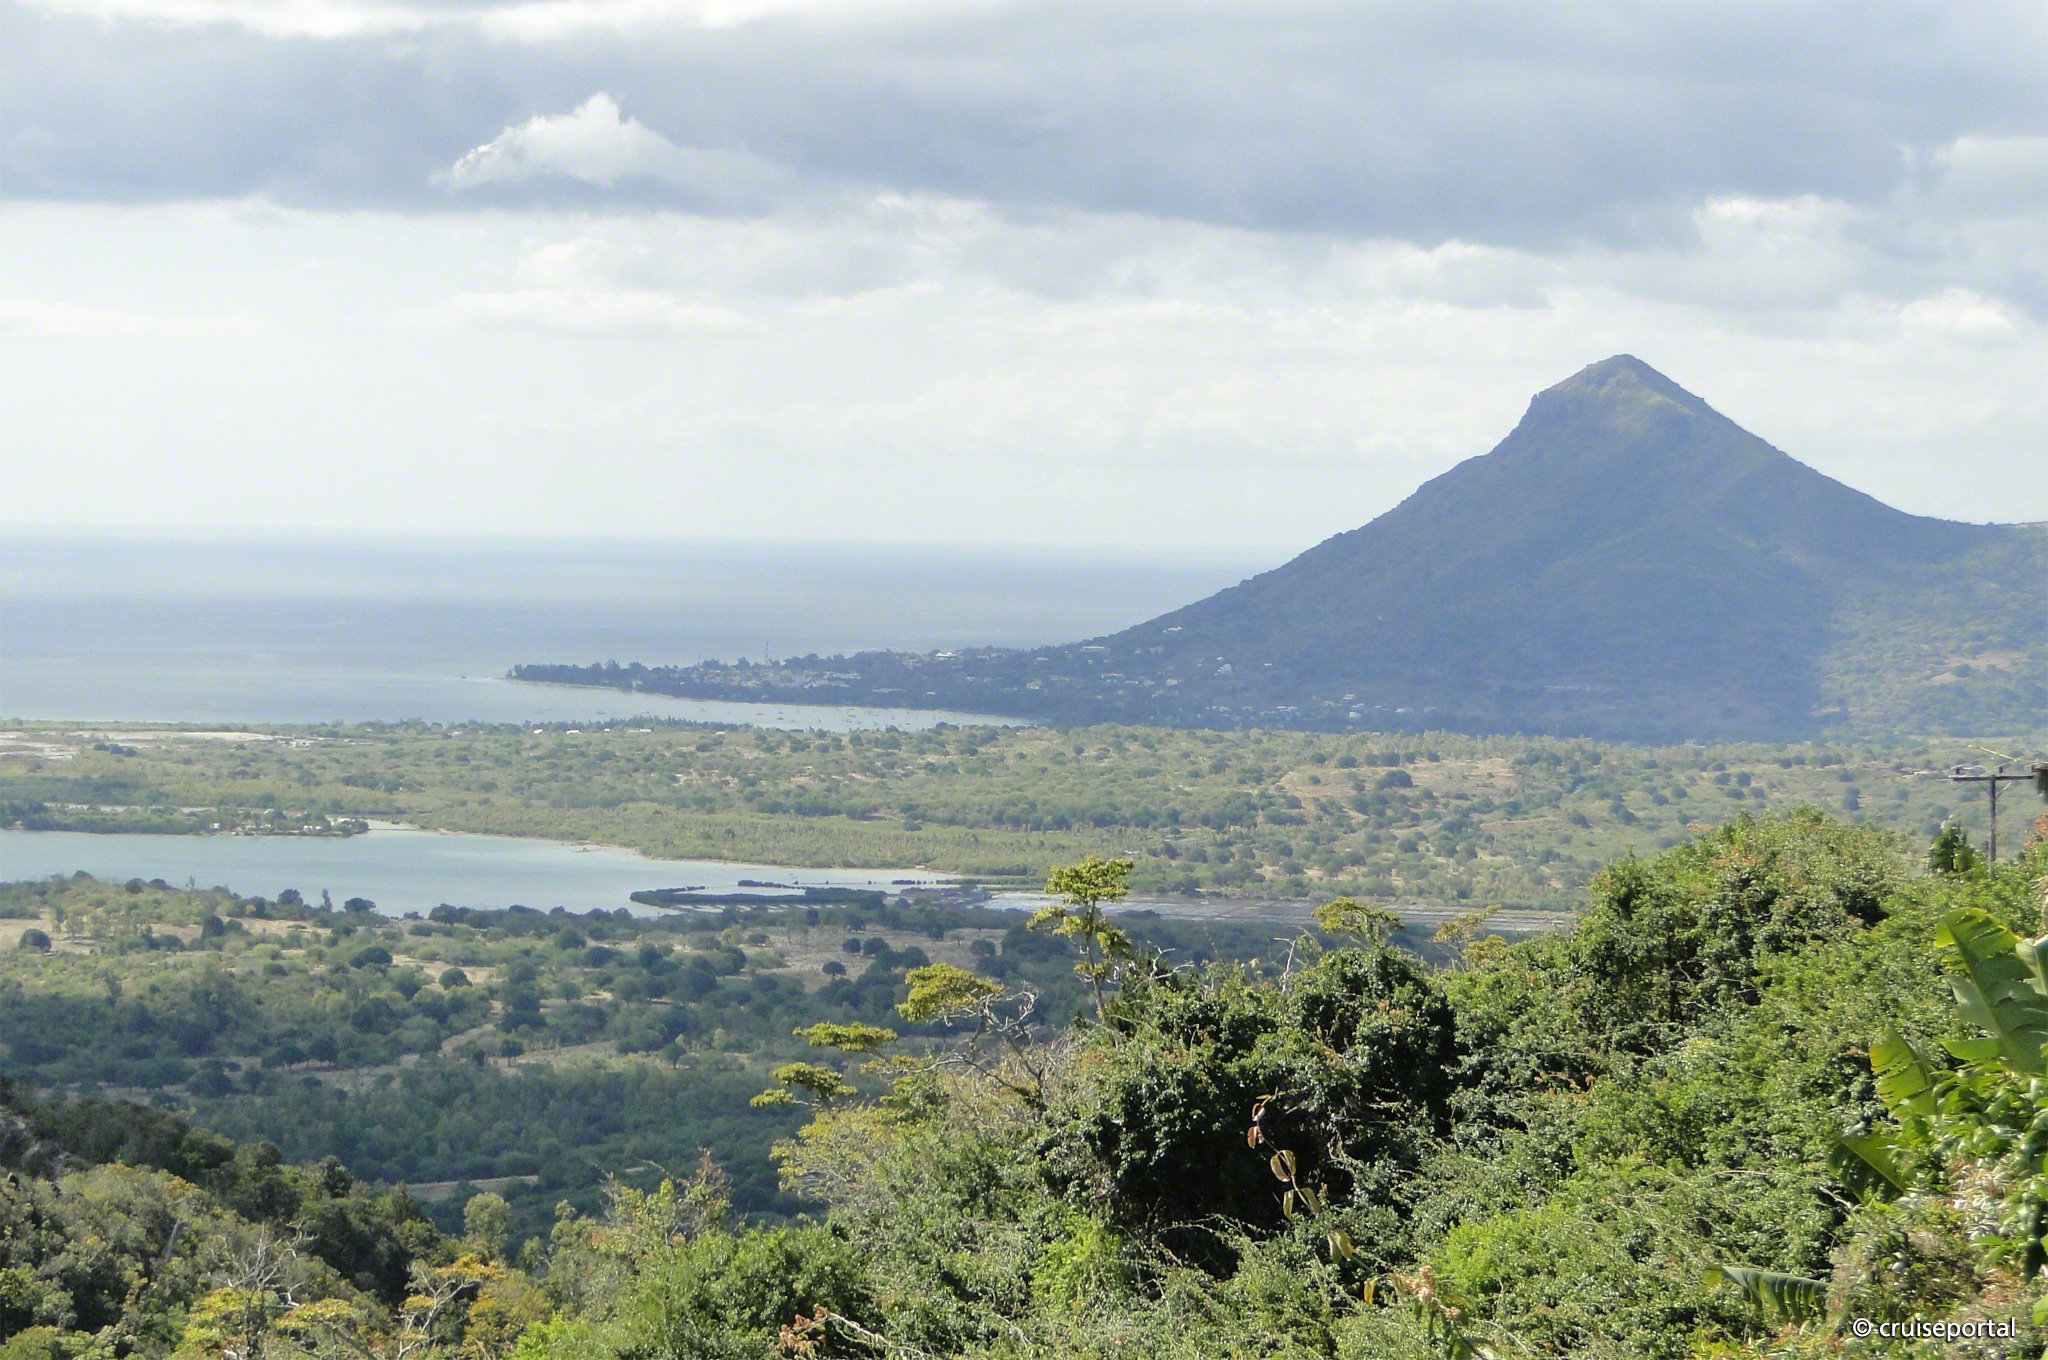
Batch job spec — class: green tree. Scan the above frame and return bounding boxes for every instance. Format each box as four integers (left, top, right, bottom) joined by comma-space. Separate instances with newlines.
464, 1191, 512, 1260
1313, 895, 1398, 942
1033, 856, 1137, 1021
1928, 820, 1979, 874
751, 1023, 896, 1109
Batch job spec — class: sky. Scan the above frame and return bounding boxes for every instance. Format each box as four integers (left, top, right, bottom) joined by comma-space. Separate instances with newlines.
3, 0, 2047, 554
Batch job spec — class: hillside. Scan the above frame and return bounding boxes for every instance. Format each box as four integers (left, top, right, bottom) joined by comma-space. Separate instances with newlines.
14, 817, 2046, 1358
520, 357, 2048, 740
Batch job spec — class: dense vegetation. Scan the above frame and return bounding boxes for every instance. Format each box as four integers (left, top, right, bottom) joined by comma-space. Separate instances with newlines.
2, 720, 2030, 906
0, 874, 1304, 1243
4, 811, 2048, 1351
8, 810, 2048, 1357
517, 359, 2048, 742
0, 1075, 495, 1360
508, 810, 2048, 1358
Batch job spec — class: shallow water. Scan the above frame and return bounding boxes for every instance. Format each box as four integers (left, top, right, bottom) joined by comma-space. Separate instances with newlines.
0, 825, 945, 917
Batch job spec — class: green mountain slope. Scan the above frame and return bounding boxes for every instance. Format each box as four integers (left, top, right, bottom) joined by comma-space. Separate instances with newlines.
1108, 355, 2045, 737
520, 356, 2048, 739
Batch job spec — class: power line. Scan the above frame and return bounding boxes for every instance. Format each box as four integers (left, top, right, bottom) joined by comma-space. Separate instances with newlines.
1946, 762, 2040, 863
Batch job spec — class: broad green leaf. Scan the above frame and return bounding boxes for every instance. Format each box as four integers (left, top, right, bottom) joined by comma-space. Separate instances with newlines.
1935, 909, 2048, 1074
1705, 1265, 1828, 1324
1828, 1132, 1908, 1198
1870, 1028, 1938, 1118
1942, 1037, 2002, 1065
2019, 934, 2048, 998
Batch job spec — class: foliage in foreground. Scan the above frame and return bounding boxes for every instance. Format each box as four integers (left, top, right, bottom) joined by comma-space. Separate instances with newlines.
505, 810, 2048, 1358
0, 1077, 536, 1360
11, 810, 2048, 1358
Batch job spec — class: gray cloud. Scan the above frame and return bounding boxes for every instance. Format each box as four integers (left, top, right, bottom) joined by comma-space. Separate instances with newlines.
3, 0, 2047, 251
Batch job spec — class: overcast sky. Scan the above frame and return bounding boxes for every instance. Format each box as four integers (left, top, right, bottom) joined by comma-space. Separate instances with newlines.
4, 0, 2046, 553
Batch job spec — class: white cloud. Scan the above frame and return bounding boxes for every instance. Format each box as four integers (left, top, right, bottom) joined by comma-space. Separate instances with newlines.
15, 0, 437, 37
1898, 287, 2026, 345
17, 0, 940, 39
475, 0, 941, 40
9, 1, 2048, 255
1930, 136, 2048, 217
6, 0, 2048, 562
0, 299, 260, 339
441, 94, 794, 209
4, 90, 2048, 550
398, 286, 751, 332
448, 94, 681, 189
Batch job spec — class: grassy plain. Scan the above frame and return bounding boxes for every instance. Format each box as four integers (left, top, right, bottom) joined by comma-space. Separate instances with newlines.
2, 719, 2040, 909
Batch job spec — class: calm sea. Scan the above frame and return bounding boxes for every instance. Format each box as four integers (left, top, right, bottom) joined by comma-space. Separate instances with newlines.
0, 533, 1266, 728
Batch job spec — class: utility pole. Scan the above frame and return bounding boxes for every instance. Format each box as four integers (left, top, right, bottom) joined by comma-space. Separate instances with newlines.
1947, 763, 2037, 863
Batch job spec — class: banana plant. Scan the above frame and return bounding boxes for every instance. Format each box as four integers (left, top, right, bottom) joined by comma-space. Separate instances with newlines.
1828, 1028, 1937, 1198
1747, 909, 2048, 1333
1703, 1265, 1829, 1326
1837, 908, 2048, 1276
1933, 909, 2048, 1075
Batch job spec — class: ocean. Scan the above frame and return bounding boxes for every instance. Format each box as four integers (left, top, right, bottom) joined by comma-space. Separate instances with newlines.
0, 532, 1267, 728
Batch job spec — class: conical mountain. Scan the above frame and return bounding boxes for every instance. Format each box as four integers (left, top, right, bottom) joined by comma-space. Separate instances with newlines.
1087, 356, 2038, 739
525, 356, 2046, 738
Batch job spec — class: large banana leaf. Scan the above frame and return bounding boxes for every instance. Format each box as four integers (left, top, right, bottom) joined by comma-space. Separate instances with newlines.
1869, 1027, 1938, 1118
2020, 934, 2048, 999
1705, 1265, 1829, 1324
1829, 1132, 1909, 1199
1836, 1029, 1943, 1199
1934, 909, 2048, 1075
1942, 1037, 2003, 1065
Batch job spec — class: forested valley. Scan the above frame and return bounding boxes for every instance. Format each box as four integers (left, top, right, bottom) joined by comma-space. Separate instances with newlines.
6, 807, 2048, 1356
0, 875, 1304, 1233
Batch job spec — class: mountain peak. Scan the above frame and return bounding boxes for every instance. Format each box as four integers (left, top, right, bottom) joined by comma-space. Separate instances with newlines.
1524, 354, 1720, 437
1384, 353, 1982, 571
1088, 355, 2016, 739
1559, 353, 1675, 389
540, 356, 2045, 742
